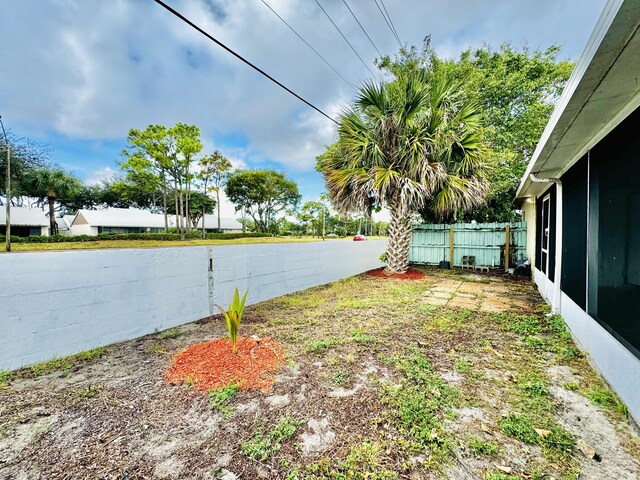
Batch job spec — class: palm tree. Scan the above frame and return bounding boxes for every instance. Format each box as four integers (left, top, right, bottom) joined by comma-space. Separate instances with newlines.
318, 69, 489, 274
25, 167, 81, 235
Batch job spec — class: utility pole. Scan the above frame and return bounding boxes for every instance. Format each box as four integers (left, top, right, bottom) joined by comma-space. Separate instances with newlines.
0, 116, 10, 253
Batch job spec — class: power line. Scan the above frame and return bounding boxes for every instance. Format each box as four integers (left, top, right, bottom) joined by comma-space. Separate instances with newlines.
373, 0, 401, 47
313, 0, 376, 77
379, 0, 402, 45
259, 0, 356, 90
152, 0, 338, 125
341, 0, 382, 58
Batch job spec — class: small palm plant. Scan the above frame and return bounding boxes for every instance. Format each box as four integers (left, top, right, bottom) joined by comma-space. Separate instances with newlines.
216, 288, 249, 354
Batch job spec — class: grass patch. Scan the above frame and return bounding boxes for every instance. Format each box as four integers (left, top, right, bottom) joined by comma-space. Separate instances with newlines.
585, 387, 628, 417
241, 416, 302, 460
14, 347, 108, 380
74, 384, 102, 400
467, 437, 499, 456
380, 350, 458, 471
330, 370, 349, 386
500, 413, 574, 457
306, 338, 340, 355
209, 383, 241, 417
156, 327, 182, 340
307, 440, 398, 479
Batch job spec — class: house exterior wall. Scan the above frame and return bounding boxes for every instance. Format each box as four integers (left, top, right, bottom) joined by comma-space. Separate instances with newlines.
0, 240, 386, 371
40, 226, 49, 236
522, 200, 536, 266
528, 108, 640, 423
69, 224, 98, 236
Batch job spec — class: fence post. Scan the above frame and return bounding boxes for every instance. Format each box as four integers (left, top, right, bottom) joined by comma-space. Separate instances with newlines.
449, 226, 455, 268
505, 224, 510, 271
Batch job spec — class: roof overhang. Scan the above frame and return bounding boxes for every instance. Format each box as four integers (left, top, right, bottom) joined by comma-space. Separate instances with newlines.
516, 0, 640, 199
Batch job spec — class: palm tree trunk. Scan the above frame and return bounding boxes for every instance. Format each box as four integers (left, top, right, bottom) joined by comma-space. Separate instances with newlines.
216, 188, 221, 233
48, 197, 57, 235
385, 197, 412, 274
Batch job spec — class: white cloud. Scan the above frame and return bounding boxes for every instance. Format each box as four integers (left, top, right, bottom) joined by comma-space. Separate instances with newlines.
85, 167, 118, 186
0, 0, 607, 177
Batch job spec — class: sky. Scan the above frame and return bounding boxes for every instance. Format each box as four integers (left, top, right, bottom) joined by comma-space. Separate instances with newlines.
0, 0, 608, 219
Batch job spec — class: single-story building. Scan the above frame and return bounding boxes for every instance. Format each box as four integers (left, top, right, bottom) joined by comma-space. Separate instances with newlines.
55, 215, 76, 236
69, 208, 177, 235
0, 206, 49, 237
68, 208, 243, 235
196, 214, 243, 233
517, 0, 640, 422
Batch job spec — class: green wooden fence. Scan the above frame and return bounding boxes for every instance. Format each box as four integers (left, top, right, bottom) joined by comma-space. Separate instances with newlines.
410, 222, 527, 269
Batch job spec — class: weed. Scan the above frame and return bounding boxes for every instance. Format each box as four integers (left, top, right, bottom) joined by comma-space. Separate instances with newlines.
331, 370, 348, 386
307, 440, 398, 479
75, 384, 102, 399
156, 327, 182, 340
453, 356, 471, 374
467, 437, 499, 456
518, 377, 549, 397
563, 382, 580, 391
147, 342, 168, 355
509, 315, 540, 336
351, 327, 378, 346
500, 413, 574, 457
209, 383, 241, 417
0, 371, 10, 386
241, 416, 302, 460
485, 472, 519, 480
26, 347, 106, 378
380, 351, 458, 470
306, 338, 339, 355
585, 387, 628, 417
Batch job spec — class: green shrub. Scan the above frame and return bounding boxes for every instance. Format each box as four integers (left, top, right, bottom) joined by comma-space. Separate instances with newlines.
0, 231, 272, 244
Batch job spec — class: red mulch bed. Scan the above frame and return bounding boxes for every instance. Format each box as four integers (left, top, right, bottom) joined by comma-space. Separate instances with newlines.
366, 267, 425, 280
165, 337, 285, 393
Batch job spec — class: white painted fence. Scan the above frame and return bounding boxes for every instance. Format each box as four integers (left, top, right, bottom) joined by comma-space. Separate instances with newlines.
0, 240, 386, 370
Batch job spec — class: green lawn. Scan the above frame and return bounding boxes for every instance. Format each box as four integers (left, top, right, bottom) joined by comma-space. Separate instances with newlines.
5, 236, 387, 252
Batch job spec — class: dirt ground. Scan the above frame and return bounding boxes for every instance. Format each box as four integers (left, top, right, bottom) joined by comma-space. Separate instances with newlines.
1, 267, 638, 479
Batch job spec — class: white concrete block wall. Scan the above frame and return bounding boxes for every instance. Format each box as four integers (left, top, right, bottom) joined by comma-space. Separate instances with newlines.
0, 247, 210, 370
212, 240, 387, 307
0, 240, 387, 370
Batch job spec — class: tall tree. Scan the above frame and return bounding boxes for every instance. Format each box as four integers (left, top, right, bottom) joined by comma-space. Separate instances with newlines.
199, 151, 232, 236
168, 123, 202, 238
23, 167, 82, 234
121, 125, 172, 231
225, 169, 301, 233
318, 68, 488, 274
378, 39, 573, 222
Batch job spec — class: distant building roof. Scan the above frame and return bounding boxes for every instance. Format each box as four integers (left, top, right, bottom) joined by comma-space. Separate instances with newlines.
72, 208, 178, 228
197, 215, 243, 231
0, 206, 49, 227
56, 216, 72, 231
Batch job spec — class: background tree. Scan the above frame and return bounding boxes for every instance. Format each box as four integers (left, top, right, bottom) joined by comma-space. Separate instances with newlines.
199, 151, 232, 236
167, 190, 215, 230
318, 68, 488, 274
225, 169, 301, 233
121, 125, 172, 231
378, 39, 573, 222
0, 132, 50, 206
22, 167, 82, 234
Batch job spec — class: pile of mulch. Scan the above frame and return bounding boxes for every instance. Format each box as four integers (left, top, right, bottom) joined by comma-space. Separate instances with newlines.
367, 267, 425, 280
165, 337, 285, 393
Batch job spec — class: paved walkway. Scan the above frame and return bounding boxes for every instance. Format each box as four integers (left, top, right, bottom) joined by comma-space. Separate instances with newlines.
423, 273, 537, 313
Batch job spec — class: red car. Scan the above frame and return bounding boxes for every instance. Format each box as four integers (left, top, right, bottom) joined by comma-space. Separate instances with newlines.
353, 234, 367, 241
